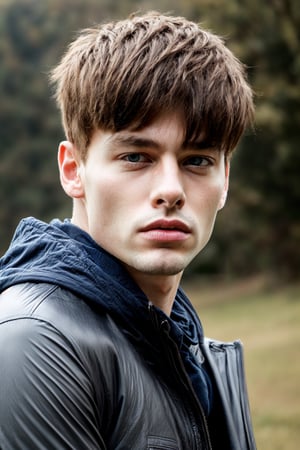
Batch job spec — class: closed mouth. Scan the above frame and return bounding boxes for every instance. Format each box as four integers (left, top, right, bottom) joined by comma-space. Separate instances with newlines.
141, 219, 191, 233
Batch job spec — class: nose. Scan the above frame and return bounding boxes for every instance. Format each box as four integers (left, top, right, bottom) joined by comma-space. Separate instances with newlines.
150, 159, 186, 210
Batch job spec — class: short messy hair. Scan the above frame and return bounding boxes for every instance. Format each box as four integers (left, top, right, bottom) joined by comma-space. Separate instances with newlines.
51, 11, 254, 159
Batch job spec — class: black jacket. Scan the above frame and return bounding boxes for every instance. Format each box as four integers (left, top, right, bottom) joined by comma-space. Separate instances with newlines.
0, 218, 256, 449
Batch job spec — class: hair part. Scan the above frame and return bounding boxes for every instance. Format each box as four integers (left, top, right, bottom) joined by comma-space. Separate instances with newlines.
50, 11, 254, 160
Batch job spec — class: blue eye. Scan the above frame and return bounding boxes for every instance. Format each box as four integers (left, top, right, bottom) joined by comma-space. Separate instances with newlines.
126, 153, 141, 162
184, 156, 211, 166
124, 153, 148, 163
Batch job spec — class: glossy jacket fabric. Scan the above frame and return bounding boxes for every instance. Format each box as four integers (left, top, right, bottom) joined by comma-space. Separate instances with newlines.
0, 283, 256, 450
0, 218, 256, 449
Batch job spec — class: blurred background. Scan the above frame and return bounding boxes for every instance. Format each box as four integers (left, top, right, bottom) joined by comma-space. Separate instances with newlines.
0, 0, 299, 448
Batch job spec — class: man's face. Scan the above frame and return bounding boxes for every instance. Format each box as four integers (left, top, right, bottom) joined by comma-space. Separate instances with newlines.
66, 113, 229, 279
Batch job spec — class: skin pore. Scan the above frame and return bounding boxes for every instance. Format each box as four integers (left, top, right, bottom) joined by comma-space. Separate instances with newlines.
58, 112, 229, 315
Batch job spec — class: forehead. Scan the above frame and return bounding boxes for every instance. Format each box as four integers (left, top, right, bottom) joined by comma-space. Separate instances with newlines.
108, 111, 220, 153
95, 111, 184, 150
131, 112, 185, 143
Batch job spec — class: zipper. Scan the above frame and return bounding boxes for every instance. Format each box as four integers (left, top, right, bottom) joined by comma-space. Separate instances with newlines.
149, 304, 212, 450
160, 320, 212, 450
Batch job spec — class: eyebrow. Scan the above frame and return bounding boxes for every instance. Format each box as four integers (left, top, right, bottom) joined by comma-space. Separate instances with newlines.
107, 134, 161, 150
107, 133, 219, 152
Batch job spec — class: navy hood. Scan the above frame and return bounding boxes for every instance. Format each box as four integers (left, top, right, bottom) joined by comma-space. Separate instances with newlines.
0, 217, 212, 414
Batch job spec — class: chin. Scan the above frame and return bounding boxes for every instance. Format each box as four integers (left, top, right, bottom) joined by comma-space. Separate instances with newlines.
145, 266, 184, 276
132, 255, 190, 276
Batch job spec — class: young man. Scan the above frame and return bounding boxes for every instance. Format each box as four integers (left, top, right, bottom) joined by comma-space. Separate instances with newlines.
0, 12, 256, 449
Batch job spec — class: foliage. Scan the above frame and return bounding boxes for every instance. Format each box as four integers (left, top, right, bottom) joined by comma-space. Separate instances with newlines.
0, 0, 299, 279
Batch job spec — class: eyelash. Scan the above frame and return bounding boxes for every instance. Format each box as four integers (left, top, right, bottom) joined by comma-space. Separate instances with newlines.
123, 153, 150, 163
183, 156, 213, 167
122, 152, 214, 168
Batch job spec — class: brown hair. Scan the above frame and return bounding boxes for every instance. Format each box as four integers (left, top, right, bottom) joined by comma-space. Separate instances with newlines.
51, 11, 254, 160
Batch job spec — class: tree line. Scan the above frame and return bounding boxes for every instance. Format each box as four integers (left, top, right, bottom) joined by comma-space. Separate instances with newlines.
0, 0, 299, 280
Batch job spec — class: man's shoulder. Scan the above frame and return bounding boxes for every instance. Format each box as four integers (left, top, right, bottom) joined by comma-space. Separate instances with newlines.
0, 282, 94, 320
0, 282, 119, 352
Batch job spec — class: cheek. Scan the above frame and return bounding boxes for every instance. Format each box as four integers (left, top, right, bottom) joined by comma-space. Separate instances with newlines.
208, 176, 228, 210
195, 183, 225, 214
84, 175, 111, 215
87, 177, 132, 226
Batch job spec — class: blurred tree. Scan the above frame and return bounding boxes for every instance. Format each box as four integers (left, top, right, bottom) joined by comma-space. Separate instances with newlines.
211, 0, 300, 280
0, 0, 299, 280
0, 0, 121, 247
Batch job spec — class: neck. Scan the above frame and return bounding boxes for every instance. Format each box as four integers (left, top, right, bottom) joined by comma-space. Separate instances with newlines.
125, 269, 183, 316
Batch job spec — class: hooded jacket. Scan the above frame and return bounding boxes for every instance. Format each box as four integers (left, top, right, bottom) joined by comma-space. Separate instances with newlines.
0, 217, 256, 449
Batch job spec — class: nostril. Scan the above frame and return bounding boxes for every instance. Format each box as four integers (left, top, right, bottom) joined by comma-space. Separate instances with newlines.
153, 193, 185, 209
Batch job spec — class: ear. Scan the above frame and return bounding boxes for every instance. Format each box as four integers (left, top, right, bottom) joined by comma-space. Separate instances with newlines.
218, 159, 230, 211
58, 141, 84, 199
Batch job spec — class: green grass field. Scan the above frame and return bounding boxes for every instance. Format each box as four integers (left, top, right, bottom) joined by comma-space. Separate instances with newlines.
183, 277, 300, 450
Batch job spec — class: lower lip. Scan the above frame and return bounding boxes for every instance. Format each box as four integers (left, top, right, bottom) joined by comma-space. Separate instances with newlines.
140, 229, 190, 242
